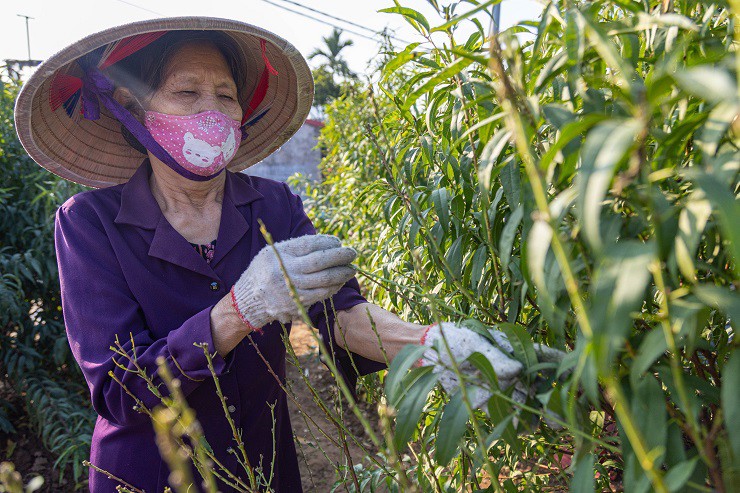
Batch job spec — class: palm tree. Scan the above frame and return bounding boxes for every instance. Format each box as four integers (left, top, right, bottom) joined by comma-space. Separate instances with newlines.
308, 28, 355, 79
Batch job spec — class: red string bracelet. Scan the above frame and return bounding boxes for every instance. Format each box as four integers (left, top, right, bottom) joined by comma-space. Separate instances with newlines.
415, 323, 437, 367
229, 286, 263, 335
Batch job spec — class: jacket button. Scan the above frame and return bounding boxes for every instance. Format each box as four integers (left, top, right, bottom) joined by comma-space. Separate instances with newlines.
228, 405, 236, 413
210, 281, 220, 291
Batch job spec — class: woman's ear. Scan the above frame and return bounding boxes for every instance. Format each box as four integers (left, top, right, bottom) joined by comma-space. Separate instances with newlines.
113, 87, 148, 155
113, 87, 145, 120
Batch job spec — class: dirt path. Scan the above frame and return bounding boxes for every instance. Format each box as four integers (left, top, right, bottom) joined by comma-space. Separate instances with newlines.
287, 321, 379, 492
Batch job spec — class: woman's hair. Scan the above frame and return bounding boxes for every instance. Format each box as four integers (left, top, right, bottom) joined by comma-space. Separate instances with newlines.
107, 31, 248, 153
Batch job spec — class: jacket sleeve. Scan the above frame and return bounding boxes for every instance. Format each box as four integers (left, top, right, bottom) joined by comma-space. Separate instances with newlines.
55, 204, 236, 427
284, 184, 386, 396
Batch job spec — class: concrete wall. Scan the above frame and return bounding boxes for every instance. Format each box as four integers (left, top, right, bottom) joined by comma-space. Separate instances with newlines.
242, 120, 324, 196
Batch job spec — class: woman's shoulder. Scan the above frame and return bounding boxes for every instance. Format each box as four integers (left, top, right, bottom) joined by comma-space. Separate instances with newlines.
229, 170, 302, 204
57, 183, 126, 228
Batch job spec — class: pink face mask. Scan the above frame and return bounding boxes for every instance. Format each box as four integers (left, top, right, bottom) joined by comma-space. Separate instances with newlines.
144, 110, 242, 178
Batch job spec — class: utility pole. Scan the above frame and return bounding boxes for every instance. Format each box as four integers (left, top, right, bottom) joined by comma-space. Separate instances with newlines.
491, 4, 501, 34
5, 14, 41, 79
17, 14, 34, 60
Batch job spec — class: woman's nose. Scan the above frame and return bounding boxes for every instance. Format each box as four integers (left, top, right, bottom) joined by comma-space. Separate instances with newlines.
194, 93, 227, 113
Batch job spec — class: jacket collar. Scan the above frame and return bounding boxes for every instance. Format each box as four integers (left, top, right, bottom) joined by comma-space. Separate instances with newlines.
114, 160, 264, 277
114, 160, 264, 230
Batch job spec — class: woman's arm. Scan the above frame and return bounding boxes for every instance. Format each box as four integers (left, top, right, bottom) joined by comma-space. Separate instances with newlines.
210, 294, 250, 357
333, 302, 427, 363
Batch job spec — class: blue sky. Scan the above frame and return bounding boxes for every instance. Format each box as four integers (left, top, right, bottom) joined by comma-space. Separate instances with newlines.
2, 0, 543, 77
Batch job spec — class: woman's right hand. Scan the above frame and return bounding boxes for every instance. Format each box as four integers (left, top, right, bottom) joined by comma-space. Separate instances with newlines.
229, 234, 358, 331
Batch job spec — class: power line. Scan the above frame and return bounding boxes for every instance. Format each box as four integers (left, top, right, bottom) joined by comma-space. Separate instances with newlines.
260, 0, 389, 44
109, 0, 413, 48
269, 0, 413, 45
111, 0, 165, 17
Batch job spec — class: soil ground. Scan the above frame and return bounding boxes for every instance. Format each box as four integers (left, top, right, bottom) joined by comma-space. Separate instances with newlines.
0, 321, 378, 492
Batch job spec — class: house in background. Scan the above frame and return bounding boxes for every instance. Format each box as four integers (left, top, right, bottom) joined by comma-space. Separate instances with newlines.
243, 119, 325, 196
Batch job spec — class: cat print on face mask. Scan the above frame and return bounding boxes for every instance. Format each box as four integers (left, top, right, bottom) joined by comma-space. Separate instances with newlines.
221, 127, 237, 162
182, 132, 222, 167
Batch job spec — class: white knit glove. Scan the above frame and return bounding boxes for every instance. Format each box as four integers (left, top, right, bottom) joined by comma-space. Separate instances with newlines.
420, 322, 566, 411
230, 234, 357, 331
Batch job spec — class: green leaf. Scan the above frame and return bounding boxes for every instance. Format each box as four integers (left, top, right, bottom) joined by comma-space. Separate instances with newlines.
686, 170, 740, 276
420, 133, 434, 165
542, 104, 575, 129
696, 102, 740, 156
500, 158, 521, 208
430, 0, 501, 33
446, 236, 465, 280
693, 285, 740, 330
487, 393, 517, 449
379, 4, 430, 34
394, 368, 438, 449
664, 457, 699, 492
499, 206, 523, 271
478, 130, 512, 191
435, 390, 470, 466
577, 119, 642, 250
630, 329, 668, 388
470, 244, 488, 293
382, 42, 423, 80
385, 344, 430, 406
632, 375, 667, 455
497, 323, 537, 370
589, 242, 655, 360
580, 11, 635, 90
539, 113, 610, 172
484, 414, 514, 449
431, 187, 450, 234
722, 351, 740, 469
571, 452, 595, 493
635, 11, 699, 32
673, 193, 712, 280
467, 351, 500, 391
402, 57, 474, 112
673, 66, 737, 104
535, 50, 568, 91
565, 8, 586, 67
527, 219, 554, 301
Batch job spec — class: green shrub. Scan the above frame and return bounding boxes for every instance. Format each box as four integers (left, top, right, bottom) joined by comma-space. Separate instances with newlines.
0, 72, 95, 488
300, 1, 739, 490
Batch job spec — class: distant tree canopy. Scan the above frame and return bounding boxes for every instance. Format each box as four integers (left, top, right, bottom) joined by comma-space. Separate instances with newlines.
312, 65, 343, 109
308, 28, 355, 78
309, 28, 357, 115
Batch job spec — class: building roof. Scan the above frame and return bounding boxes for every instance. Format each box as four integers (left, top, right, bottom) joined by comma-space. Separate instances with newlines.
305, 119, 325, 128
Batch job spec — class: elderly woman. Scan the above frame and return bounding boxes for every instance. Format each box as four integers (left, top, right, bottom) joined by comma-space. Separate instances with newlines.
15, 17, 555, 493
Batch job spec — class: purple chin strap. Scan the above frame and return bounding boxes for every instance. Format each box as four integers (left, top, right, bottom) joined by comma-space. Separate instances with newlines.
79, 62, 225, 182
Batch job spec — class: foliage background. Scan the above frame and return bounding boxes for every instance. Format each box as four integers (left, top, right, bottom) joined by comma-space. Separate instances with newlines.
0, 75, 94, 486
0, 0, 738, 491
297, 0, 739, 491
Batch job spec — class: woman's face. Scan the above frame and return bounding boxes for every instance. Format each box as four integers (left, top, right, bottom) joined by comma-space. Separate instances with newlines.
144, 41, 243, 122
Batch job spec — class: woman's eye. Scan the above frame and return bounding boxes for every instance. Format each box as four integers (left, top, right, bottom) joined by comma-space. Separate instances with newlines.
178, 91, 197, 96
219, 94, 236, 100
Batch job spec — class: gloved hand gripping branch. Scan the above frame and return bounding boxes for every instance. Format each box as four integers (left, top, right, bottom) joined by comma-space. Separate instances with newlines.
230, 234, 358, 332
420, 322, 566, 417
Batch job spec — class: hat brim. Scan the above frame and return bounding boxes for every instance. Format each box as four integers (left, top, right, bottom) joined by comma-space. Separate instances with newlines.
14, 17, 314, 189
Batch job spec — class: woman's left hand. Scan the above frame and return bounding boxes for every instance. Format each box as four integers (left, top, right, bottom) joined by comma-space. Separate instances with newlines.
419, 322, 566, 410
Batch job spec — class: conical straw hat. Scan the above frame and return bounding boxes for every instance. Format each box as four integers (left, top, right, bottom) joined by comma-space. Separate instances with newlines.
14, 17, 314, 189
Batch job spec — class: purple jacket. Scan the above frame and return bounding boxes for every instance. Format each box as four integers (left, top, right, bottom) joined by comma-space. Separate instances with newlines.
54, 160, 385, 492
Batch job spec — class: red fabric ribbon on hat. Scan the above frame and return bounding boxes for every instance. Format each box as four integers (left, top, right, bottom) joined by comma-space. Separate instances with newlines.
48, 32, 166, 117
241, 38, 279, 127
